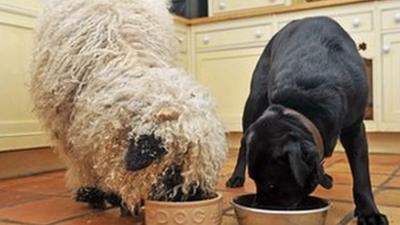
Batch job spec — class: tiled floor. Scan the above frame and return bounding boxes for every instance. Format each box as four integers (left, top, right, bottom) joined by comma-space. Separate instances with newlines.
0, 151, 399, 225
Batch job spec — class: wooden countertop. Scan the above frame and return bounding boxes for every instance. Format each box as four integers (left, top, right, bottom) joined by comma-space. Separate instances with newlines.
174, 0, 374, 25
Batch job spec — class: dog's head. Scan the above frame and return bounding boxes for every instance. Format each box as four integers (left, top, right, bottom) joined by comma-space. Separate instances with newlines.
246, 105, 332, 207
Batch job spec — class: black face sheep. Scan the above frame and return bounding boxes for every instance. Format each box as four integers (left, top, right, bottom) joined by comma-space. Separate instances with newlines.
30, 0, 227, 212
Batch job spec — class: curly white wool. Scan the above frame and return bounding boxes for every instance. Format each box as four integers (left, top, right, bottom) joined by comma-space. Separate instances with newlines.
31, 0, 227, 210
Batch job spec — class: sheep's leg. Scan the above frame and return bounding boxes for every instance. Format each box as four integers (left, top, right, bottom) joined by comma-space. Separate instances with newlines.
105, 192, 122, 207
120, 202, 132, 217
75, 187, 106, 209
132, 200, 145, 223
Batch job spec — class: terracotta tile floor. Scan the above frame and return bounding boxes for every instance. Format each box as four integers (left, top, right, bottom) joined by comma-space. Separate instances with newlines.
0, 151, 399, 225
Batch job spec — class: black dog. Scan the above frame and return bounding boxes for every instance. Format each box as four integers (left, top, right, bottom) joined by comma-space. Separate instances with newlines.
226, 17, 388, 225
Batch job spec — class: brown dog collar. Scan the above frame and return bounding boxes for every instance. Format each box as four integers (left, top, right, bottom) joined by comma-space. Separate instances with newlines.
283, 107, 324, 160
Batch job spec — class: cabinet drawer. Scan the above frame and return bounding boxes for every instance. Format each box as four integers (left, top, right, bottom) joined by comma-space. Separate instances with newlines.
196, 24, 272, 50
176, 53, 188, 69
278, 12, 373, 33
381, 8, 400, 30
175, 32, 187, 53
333, 12, 373, 33
212, 0, 287, 15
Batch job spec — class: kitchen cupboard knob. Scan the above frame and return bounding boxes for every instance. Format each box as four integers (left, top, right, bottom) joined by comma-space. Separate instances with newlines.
202, 36, 210, 44
383, 45, 390, 54
218, 2, 226, 10
394, 13, 400, 23
352, 18, 361, 28
358, 42, 367, 51
255, 30, 262, 39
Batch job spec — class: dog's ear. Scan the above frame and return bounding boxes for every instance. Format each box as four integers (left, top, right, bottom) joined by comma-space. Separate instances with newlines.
315, 162, 333, 189
125, 134, 167, 171
246, 131, 259, 178
304, 141, 333, 189
286, 141, 313, 188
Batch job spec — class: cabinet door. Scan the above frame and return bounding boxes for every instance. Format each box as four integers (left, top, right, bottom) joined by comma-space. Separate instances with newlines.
195, 48, 263, 131
0, 7, 49, 151
382, 32, 400, 130
174, 23, 189, 71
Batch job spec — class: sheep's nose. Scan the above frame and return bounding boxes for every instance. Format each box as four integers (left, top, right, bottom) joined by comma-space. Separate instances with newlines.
125, 134, 166, 171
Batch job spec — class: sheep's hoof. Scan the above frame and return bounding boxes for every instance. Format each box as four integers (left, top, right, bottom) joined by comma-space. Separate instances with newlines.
120, 203, 132, 217
75, 187, 106, 210
105, 193, 122, 207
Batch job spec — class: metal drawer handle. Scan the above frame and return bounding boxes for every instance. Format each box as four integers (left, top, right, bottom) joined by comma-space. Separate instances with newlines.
394, 13, 400, 23
383, 45, 390, 54
202, 36, 210, 44
352, 18, 361, 28
218, 2, 226, 10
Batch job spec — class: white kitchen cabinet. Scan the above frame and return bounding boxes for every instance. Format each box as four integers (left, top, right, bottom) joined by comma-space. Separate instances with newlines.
195, 48, 263, 130
0, 1, 49, 151
195, 23, 273, 50
381, 6, 400, 30
175, 23, 191, 71
194, 2, 382, 132
381, 32, 400, 130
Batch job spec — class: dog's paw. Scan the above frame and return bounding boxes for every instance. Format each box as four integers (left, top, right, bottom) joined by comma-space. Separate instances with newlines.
226, 176, 245, 188
358, 213, 389, 225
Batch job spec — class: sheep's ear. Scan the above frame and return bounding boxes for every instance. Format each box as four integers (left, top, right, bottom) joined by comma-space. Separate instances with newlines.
154, 107, 180, 122
125, 134, 166, 171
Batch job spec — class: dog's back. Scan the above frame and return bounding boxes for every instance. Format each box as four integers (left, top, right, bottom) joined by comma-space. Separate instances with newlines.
245, 17, 369, 153
259, 17, 367, 129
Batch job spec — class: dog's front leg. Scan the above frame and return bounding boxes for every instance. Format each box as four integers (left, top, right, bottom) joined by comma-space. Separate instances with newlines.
226, 137, 247, 187
340, 122, 389, 225
226, 91, 269, 188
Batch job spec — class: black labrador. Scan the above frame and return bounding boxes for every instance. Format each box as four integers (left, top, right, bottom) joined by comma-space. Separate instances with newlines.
226, 17, 388, 225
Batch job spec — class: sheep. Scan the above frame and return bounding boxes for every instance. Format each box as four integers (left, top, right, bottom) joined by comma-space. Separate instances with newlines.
30, 0, 227, 213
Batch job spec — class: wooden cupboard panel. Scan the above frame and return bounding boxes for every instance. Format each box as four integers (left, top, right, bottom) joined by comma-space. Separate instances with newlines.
382, 33, 400, 127
278, 11, 373, 33
196, 23, 272, 50
333, 12, 373, 33
195, 48, 263, 130
381, 7, 400, 30
0, 2, 49, 151
212, 0, 288, 15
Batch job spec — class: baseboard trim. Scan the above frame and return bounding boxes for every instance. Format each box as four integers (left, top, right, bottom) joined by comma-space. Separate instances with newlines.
0, 147, 65, 180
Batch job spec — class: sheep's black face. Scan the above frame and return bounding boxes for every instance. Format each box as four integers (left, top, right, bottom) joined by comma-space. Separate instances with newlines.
149, 165, 211, 201
125, 134, 167, 171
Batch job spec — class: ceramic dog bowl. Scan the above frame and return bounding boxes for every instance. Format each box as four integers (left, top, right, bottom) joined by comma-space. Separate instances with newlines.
145, 192, 223, 225
232, 194, 331, 225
